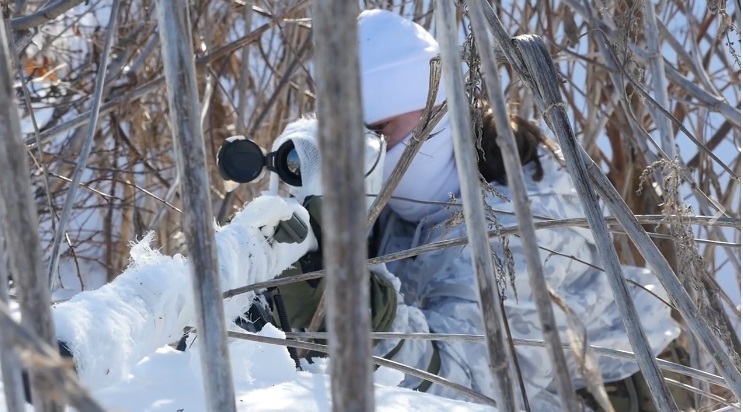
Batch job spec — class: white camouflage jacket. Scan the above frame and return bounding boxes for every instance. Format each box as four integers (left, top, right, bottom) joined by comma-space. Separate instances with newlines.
369, 148, 681, 410
47, 120, 680, 411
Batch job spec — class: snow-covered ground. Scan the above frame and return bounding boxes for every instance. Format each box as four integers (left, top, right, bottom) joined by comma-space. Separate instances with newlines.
0, 193, 497, 411
0, 324, 495, 411
90, 326, 495, 412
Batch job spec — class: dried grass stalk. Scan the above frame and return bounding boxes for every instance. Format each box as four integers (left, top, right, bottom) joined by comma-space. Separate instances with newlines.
0, 222, 26, 412
477, 0, 740, 402
465, 1, 580, 410
312, 1, 374, 410
433, 1, 519, 409
0, 13, 63, 412
154, 1, 237, 411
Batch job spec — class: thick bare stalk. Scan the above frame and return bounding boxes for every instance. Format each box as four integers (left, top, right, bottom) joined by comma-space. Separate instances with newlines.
477, 3, 681, 409
466, 2, 579, 410
0, 224, 25, 412
46, 0, 121, 290
642, 0, 676, 158
479, 4, 742, 400
517, 34, 681, 411
312, 1, 374, 411
154, 2, 237, 411
0, 14, 62, 412
3, 19, 56, 241
433, 1, 518, 410
586, 163, 743, 400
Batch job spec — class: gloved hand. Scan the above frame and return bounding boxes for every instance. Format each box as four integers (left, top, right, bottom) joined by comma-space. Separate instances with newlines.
270, 196, 326, 330
228, 194, 318, 275
270, 196, 398, 337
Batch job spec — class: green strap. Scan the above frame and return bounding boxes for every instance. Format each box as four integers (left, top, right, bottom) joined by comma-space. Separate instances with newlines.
372, 339, 405, 372
415, 342, 442, 393
377, 336, 442, 393
383, 340, 405, 361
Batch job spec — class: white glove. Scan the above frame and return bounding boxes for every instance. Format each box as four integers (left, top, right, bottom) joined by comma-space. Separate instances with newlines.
228, 194, 318, 261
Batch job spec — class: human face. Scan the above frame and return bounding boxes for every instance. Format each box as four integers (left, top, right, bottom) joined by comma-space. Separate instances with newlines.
366, 109, 426, 150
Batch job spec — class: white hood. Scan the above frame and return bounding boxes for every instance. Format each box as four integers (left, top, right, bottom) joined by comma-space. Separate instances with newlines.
270, 116, 386, 211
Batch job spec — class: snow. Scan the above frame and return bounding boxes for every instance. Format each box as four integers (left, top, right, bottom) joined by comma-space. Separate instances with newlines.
0, 325, 496, 412
81, 325, 495, 412
0, 326, 495, 411
0, 193, 496, 411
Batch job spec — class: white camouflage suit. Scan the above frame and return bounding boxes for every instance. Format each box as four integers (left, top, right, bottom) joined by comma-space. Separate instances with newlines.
352, 10, 677, 407
367, 148, 681, 410
46, 113, 681, 410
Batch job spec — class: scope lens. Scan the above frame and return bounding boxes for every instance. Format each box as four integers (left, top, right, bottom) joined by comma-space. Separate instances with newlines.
286, 148, 301, 176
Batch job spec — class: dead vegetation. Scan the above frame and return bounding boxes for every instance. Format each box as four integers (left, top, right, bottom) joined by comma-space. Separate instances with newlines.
0, 0, 740, 410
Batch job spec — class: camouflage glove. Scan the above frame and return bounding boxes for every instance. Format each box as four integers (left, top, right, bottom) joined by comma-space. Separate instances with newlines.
271, 196, 398, 335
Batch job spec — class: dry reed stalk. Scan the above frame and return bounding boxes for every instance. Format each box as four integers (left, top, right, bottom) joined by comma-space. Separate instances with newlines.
466, 1, 580, 410
282, 331, 730, 388
154, 1, 237, 410
1, 0, 738, 408
223, 213, 740, 300
434, 0, 519, 409
0, 11, 63, 411
506, 29, 684, 412
479, 0, 741, 402
312, 1, 374, 410
0, 222, 25, 412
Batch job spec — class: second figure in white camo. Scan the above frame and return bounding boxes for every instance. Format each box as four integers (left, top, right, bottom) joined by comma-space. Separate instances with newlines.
273, 9, 683, 412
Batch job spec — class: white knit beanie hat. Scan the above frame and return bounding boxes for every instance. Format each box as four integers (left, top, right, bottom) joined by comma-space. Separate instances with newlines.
358, 10, 446, 125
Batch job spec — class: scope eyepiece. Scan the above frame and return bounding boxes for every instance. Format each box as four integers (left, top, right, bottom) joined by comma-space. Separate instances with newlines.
268, 140, 302, 187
